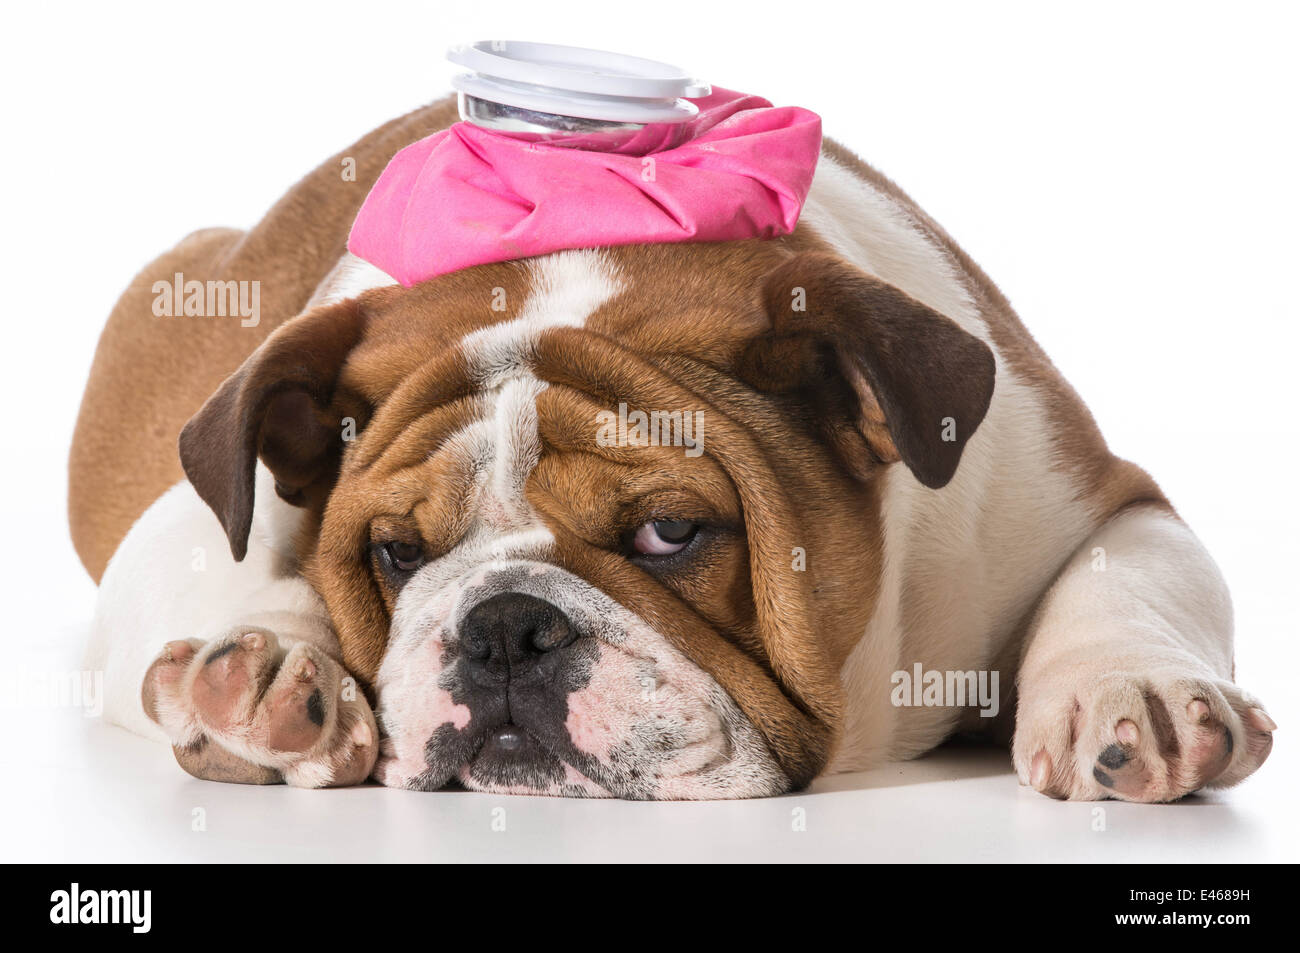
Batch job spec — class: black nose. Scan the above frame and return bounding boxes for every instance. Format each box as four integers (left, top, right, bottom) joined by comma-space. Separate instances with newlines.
461, 592, 576, 681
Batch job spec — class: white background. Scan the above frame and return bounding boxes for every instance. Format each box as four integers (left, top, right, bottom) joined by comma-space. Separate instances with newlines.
1, 1, 1296, 861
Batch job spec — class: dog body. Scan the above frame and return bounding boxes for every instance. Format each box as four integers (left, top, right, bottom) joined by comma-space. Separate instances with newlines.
71, 97, 1273, 799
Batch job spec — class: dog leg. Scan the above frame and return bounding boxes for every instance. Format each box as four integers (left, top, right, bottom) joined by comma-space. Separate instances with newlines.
1012, 504, 1274, 801
85, 466, 376, 786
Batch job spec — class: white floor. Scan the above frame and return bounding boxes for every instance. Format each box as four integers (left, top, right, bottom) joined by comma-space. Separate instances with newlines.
4, 620, 1294, 863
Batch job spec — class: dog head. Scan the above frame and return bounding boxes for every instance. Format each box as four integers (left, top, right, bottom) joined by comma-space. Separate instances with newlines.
179, 239, 995, 798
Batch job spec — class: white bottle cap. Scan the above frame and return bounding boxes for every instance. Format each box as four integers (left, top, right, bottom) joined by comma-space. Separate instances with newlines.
448, 40, 711, 129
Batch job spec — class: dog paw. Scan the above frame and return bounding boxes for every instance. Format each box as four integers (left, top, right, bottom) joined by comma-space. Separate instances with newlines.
1013, 669, 1274, 802
142, 629, 377, 787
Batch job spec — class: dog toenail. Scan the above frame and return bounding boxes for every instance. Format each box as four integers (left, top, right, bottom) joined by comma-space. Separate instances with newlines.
1098, 744, 1129, 770
306, 690, 325, 727
241, 632, 266, 651
1030, 750, 1051, 789
1116, 720, 1139, 746
1247, 708, 1277, 732
1187, 699, 1210, 723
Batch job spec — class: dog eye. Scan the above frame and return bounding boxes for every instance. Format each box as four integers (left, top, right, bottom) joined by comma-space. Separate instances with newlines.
632, 520, 699, 556
382, 541, 426, 573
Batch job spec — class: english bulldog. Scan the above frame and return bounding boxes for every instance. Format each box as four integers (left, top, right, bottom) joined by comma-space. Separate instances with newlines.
71, 95, 1275, 800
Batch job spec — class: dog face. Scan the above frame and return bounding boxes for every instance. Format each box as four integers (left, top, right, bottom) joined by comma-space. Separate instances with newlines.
180, 239, 996, 798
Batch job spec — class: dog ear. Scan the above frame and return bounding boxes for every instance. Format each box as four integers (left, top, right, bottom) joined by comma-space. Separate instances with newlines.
179, 299, 371, 560
740, 252, 996, 489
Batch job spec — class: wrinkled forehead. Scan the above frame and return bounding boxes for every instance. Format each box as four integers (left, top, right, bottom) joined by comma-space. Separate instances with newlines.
342, 242, 789, 398
332, 248, 767, 559
342, 244, 783, 478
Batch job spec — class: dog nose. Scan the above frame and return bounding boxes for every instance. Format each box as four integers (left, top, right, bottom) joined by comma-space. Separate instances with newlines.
461, 592, 576, 679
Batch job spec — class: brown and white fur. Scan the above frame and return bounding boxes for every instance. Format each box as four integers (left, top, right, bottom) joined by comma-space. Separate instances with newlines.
70, 96, 1274, 800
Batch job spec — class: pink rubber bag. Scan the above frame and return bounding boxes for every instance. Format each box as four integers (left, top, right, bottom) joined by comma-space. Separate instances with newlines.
348, 86, 823, 286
